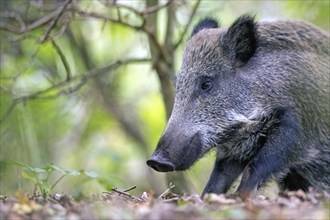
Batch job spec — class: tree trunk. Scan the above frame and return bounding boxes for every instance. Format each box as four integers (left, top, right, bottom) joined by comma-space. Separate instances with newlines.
145, 0, 191, 194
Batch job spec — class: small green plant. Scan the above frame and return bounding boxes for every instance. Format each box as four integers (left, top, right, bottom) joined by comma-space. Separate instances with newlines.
6, 160, 98, 200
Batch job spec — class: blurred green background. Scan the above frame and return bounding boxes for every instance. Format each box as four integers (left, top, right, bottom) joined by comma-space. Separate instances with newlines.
1, 0, 329, 198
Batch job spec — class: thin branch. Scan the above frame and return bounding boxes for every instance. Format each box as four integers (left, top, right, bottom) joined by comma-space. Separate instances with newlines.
165, 1, 176, 54
88, 58, 150, 76
1, 11, 26, 28
52, 41, 72, 81
0, 58, 150, 123
0, 22, 20, 33
74, 9, 142, 31
7, 33, 39, 43
158, 183, 176, 199
0, 101, 17, 124
73, 8, 168, 64
115, 6, 122, 22
39, 0, 73, 43
13, 46, 41, 81
102, 0, 171, 16
29, 0, 64, 12
19, 58, 149, 99
0, 7, 63, 34
141, 1, 171, 15
111, 187, 143, 202
67, 25, 150, 155
26, 9, 62, 33
51, 174, 66, 190
103, 2, 141, 16
111, 187, 132, 197
26, 78, 87, 100
2, 21, 67, 81
123, 186, 137, 192
174, 0, 201, 49
58, 78, 86, 95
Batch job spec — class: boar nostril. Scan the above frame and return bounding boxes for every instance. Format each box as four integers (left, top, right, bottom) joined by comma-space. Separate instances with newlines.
146, 158, 175, 172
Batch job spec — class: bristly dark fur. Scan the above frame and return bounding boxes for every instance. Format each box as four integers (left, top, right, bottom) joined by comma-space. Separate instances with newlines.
191, 17, 219, 37
222, 14, 257, 63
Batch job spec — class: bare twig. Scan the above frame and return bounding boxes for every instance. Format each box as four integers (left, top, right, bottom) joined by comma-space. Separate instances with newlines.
1, 11, 26, 28
103, 2, 141, 15
142, 1, 171, 15
73, 8, 168, 64
7, 33, 39, 43
0, 58, 150, 123
25, 10, 60, 32
52, 41, 71, 81
74, 10, 142, 30
111, 188, 130, 196
73, 5, 169, 61
158, 183, 176, 199
111, 187, 143, 202
29, 0, 64, 12
13, 46, 41, 80
0, 5, 65, 34
165, 1, 175, 52
30, 78, 87, 100
174, 0, 201, 49
103, 0, 171, 16
123, 186, 137, 192
18, 58, 149, 99
87, 58, 150, 77
50, 175, 66, 190
115, 6, 122, 21
39, 0, 73, 43
0, 0, 72, 35
0, 22, 21, 33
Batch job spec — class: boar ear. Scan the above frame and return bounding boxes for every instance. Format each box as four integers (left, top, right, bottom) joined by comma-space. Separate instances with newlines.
222, 14, 257, 65
191, 17, 219, 37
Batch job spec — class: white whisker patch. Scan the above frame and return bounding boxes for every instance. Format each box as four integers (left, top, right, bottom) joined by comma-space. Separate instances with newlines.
228, 107, 263, 125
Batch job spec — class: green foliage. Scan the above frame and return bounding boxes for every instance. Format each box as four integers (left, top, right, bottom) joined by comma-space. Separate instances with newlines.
284, 0, 330, 30
5, 160, 98, 200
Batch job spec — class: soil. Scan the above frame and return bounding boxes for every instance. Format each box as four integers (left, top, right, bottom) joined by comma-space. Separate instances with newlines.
1, 188, 329, 219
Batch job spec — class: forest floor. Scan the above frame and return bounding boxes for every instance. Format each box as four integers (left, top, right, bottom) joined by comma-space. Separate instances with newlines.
1, 187, 329, 220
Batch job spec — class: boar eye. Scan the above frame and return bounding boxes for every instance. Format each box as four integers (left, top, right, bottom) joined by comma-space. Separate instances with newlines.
201, 80, 213, 91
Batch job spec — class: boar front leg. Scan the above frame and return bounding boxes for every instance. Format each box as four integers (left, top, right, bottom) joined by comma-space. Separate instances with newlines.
202, 159, 247, 198
236, 110, 300, 200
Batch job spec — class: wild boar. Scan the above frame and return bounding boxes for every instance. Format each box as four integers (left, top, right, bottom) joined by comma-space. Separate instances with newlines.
147, 14, 330, 199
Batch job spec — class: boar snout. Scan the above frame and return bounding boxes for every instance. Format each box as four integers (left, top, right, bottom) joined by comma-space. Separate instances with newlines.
147, 127, 205, 172
146, 154, 175, 172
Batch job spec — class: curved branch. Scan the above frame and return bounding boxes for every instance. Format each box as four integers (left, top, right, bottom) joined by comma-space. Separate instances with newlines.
39, 0, 73, 43
0, 0, 73, 38
101, 0, 171, 16
174, 0, 201, 49
52, 41, 71, 81
0, 58, 150, 123
74, 8, 169, 64
74, 9, 142, 31
141, 1, 171, 15
0, 9, 60, 34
